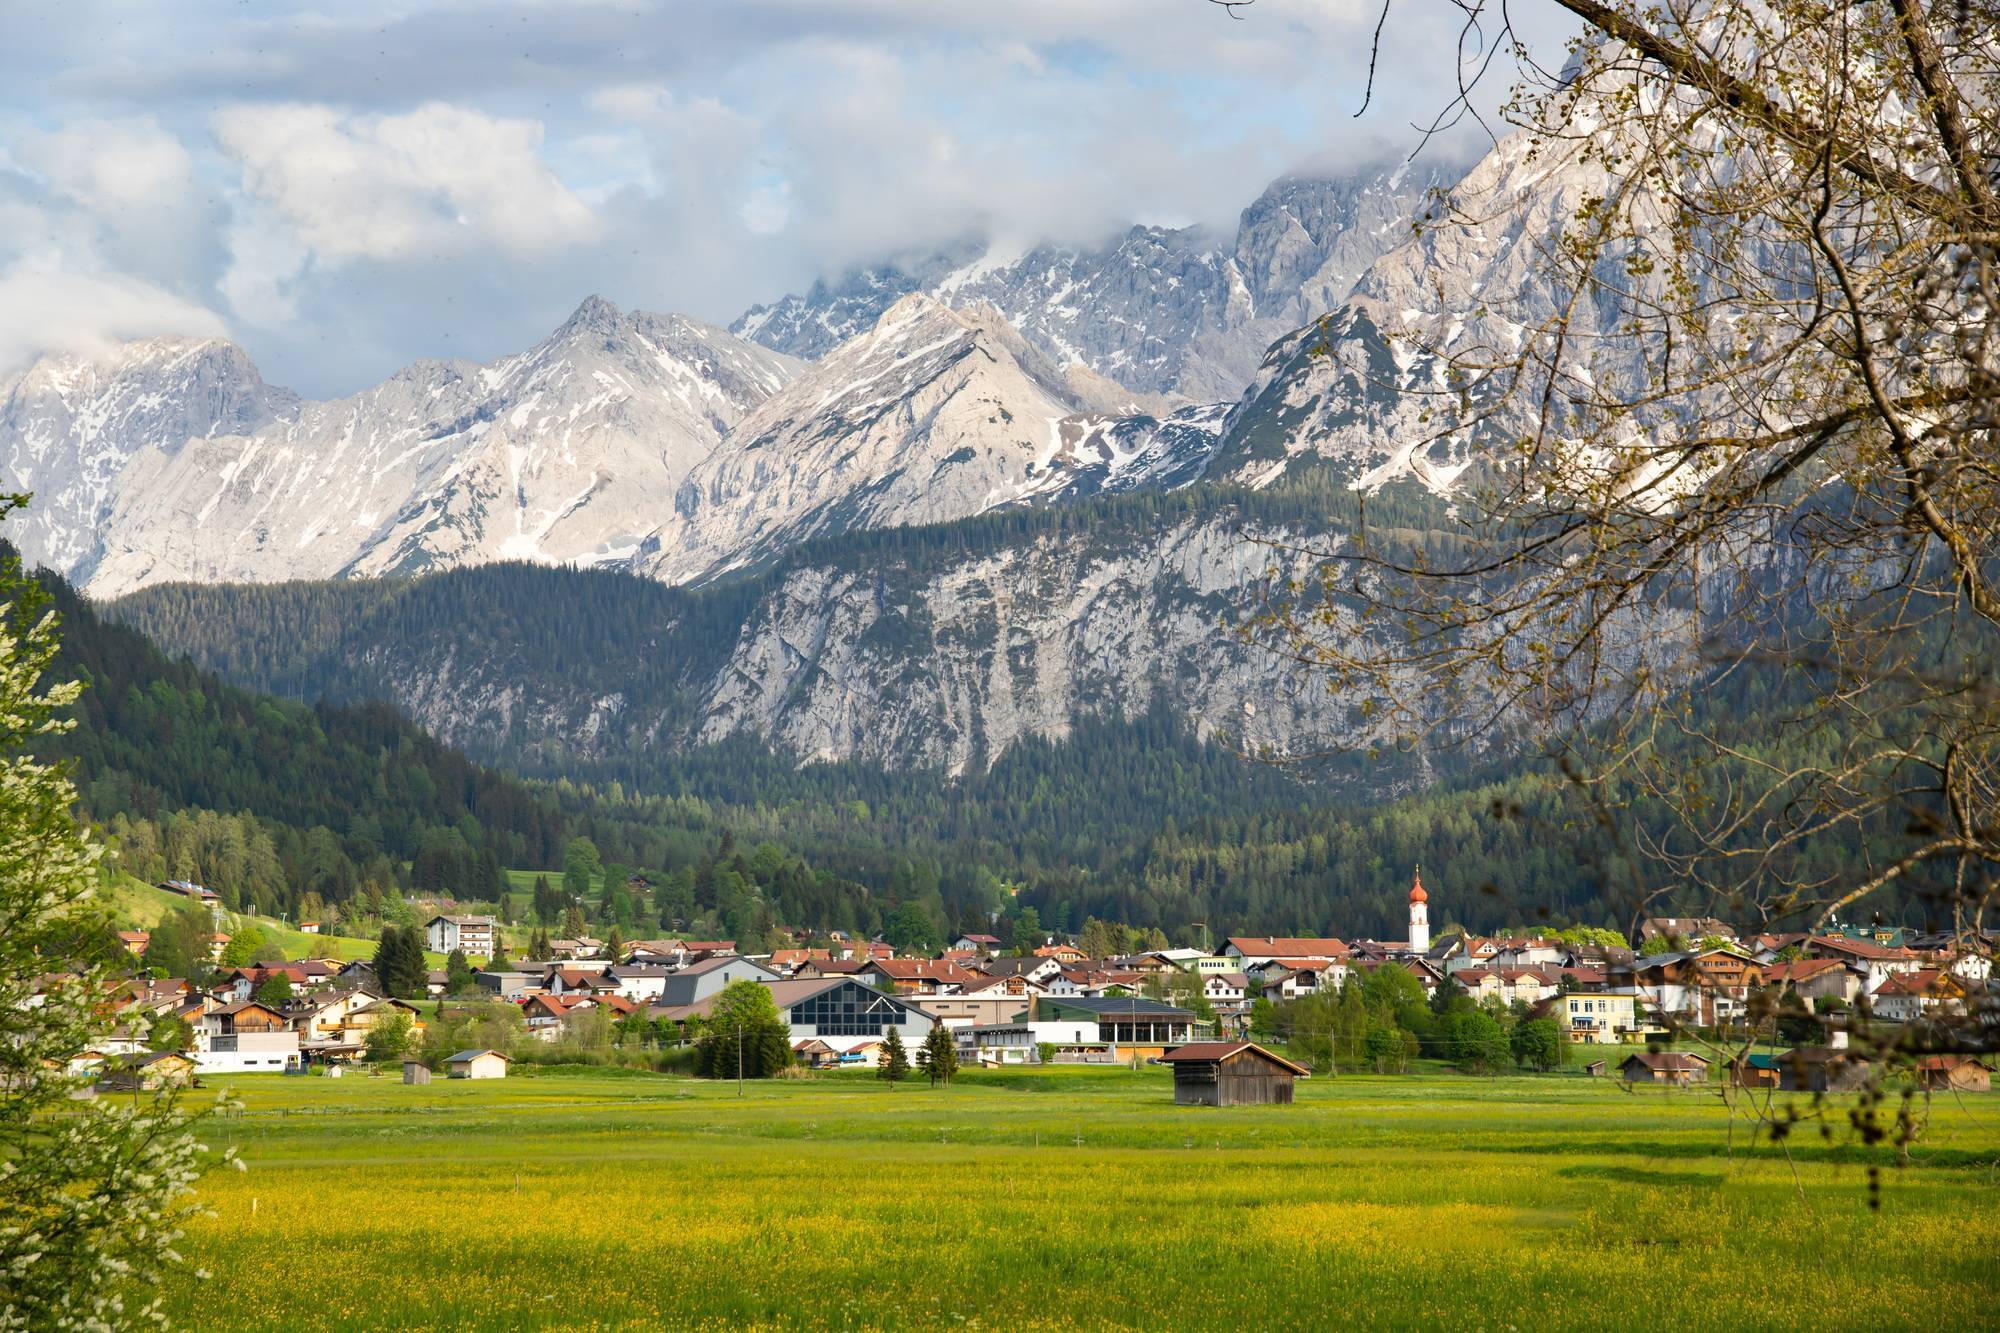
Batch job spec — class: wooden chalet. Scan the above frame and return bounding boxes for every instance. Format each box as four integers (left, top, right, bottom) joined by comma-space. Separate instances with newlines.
1159, 1042, 1310, 1106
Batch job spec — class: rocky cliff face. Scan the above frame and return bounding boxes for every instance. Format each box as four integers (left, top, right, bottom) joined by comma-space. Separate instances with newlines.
637, 294, 1221, 584
732, 163, 1460, 402
70, 299, 800, 597
0, 337, 298, 584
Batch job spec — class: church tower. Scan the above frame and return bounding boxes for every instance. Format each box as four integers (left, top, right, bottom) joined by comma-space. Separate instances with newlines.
1408, 865, 1430, 953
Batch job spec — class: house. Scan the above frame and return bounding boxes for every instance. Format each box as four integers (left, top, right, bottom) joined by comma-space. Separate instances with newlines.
1203, 973, 1249, 1004
117, 930, 150, 956
1256, 962, 1341, 1001
1916, 1056, 1991, 1092
1160, 1042, 1309, 1106
1032, 996, 1196, 1059
1804, 935, 1922, 993
910, 986, 1036, 1030
874, 959, 980, 996
1758, 958, 1860, 1005
474, 968, 542, 999
424, 914, 497, 957
977, 956, 1064, 986
1778, 1046, 1871, 1093
194, 1001, 300, 1074
1223, 936, 1352, 969
654, 956, 781, 1009
98, 1051, 195, 1092
549, 937, 607, 961
446, 1049, 509, 1080
1551, 988, 1655, 1044
1033, 943, 1088, 965
298, 920, 321, 935
603, 966, 677, 1002
1638, 917, 1738, 946
952, 934, 1002, 953
1618, 1052, 1710, 1085
1869, 969, 1967, 1024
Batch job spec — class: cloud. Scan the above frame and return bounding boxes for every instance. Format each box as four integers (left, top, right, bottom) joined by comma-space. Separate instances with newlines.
212, 102, 597, 265
0, 263, 227, 375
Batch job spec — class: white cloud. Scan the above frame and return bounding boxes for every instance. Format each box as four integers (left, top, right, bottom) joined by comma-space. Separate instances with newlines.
212, 102, 597, 264
0, 262, 227, 375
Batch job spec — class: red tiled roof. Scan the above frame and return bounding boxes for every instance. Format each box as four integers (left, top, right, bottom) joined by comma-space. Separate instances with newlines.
1226, 936, 1352, 958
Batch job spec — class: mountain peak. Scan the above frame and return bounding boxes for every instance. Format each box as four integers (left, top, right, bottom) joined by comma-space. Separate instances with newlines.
559, 294, 626, 335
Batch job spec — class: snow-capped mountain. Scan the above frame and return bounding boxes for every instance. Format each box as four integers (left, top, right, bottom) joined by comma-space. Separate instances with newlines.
732, 162, 1460, 402
0, 337, 298, 585
640, 293, 1221, 584
63, 299, 799, 597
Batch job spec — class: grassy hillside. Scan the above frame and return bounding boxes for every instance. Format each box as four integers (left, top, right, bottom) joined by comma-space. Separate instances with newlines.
97, 872, 441, 966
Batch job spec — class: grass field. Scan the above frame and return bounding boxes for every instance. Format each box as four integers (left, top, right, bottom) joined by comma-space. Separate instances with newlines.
159, 1066, 2000, 1329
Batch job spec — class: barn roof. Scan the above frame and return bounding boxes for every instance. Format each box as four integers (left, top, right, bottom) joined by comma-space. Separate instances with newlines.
1160, 1042, 1310, 1076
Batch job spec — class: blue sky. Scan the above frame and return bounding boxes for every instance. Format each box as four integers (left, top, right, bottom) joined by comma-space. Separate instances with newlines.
0, 0, 1573, 395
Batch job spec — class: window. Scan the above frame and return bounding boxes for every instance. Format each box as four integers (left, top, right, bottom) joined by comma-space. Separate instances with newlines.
791, 984, 907, 1037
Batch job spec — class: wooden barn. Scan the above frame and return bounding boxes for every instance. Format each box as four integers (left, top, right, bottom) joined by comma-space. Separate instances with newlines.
1916, 1055, 1990, 1092
402, 1060, 432, 1085
1159, 1042, 1309, 1106
1618, 1051, 1710, 1086
1778, 1046, 1871, 1093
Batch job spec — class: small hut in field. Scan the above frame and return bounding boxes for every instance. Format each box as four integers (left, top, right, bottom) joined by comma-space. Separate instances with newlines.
402, 1060, 432, 1085
1916, 1055, 1990, 1092
1159, 1042, 1309, 1106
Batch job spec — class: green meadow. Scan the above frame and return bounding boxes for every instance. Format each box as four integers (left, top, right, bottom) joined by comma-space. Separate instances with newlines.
160, 1066, 2000, 1329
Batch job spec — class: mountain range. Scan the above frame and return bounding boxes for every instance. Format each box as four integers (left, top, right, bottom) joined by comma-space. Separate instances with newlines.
6, 129, 1668, 785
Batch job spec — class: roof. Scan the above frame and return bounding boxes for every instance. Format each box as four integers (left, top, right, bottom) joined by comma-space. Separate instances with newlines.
1041, 995, 1193, 1019
874, 959, 980, 983
1159, 1041, 1310, 1076
426, 914, 497, 927
446, 1049, 509, 1063
1873, 969, 1948, 996
956, 934, 1001, 945
1762, 959, 1847, 983
1916, 1055, 1990, 1071
1620, 1052, 1710, 1071
1226, 936, 1352, 958
1809, 934, 1916, 962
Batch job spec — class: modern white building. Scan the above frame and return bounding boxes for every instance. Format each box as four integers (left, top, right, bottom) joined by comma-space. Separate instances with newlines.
425, 914, 497, 956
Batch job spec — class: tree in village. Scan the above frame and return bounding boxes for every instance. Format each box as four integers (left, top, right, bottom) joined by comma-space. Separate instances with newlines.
877, 1026, 910, 1083
695, 980, 792, 1079
373, 925, 429, 999
1247, 0, 2000, 1110
1510, 1017, 1565, 1073
531, 874, 562, 925
1009, 906, 1043, 956
562, 837, 602, 903
0, 518, 218, 1326
488, 936, 511, 970
444, 948, 475, 995
364, 1010, 416, 1063
560, 903, 588, 940
919, 1023, 958, 1086
143, 904, 214, 982
252, 972, 294, 1005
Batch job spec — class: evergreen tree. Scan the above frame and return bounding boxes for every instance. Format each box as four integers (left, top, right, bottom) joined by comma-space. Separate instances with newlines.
374, 925, 428, 999
921, 1024, 958, 1086
878, 1026, 910, 1083
444, 948, 475, 995
488, 937, 512, 970
560, 903, 587, 939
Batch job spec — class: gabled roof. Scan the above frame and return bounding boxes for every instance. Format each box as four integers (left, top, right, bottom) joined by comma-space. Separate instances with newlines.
446, 1049, 509, 1063
1620, 1051, 1710, 1071
1761, 959, 1847, 983
1159, 1041, 1310, 1076
1873, 969, 1953, 996
874, 959, 979, 984
1225, 936, 1352, 958
1808, 934, 1917, 962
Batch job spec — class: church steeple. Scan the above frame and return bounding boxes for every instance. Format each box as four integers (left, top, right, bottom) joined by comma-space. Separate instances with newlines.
1408, 864, 1430, 952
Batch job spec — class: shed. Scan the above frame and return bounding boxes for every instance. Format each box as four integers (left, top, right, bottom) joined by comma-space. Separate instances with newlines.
1730, 1053, 1781, 1089
1582, 1059, 1606, 1077
402, 1060, 432, 1085
1778, 1046, 1870, 1093
1618, 1052, 1710, 1086
1916, 1055, 1990, 1093
445, 1049, 509, 1080
99, 1051, 194, 1092
1159, 1041, 1309, 1106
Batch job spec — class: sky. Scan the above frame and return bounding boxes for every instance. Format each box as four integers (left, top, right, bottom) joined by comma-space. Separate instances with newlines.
0, 0, 1575, 397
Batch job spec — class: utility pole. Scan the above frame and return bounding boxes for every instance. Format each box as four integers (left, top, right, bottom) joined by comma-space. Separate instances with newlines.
736, 1023, 744, 1099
